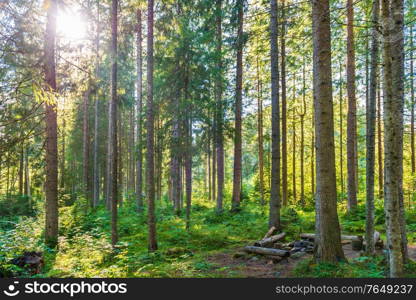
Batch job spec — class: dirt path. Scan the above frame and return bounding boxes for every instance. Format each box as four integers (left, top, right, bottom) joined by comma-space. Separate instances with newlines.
206, 244, 411, 278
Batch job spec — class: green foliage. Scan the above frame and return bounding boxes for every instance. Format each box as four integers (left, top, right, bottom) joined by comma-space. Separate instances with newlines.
293, 256, 387, 278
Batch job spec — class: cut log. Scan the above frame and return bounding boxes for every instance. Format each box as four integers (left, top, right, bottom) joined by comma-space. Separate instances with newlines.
254, 232, 286, 247
262, 226, 277, 240
243, 246, 290, 257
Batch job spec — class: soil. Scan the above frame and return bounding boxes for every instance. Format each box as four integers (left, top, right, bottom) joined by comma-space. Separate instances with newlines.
206, 244, 416, 278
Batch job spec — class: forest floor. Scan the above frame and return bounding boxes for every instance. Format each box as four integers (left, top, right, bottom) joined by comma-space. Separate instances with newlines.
206, 244, 416, 278
1, 198, 416, 278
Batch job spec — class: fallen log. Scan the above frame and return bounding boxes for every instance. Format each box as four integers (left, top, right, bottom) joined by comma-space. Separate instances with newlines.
300, 233, 362, 241
262, 226, 277, 240
244, 246, 290, 257
254, 232, 286, 247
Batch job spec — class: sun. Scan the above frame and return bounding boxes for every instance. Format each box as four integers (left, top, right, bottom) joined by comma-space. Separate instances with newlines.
57, 8, 87, 41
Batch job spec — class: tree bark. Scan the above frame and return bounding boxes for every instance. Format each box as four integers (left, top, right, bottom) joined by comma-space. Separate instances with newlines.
231, 0, 244, 212
381, 0, 406, 277
377, 78, 383, 199
106, 0, 118, 247
311, 0, 345, 263
365, 0, 379, 256
44, 0, 58, 248
346, 0, 357, 212
215, 0, 224, 213
136, 8, 143, 212
83, 84, 92, 205
147, 0, 158, 251
256, 56, 265, 206
281, 0, 288, 207
269, 0, 281, 229
244, 246, 289, 257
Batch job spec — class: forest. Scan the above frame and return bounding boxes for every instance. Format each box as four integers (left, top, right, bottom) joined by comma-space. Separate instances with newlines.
0, 0, 416, 279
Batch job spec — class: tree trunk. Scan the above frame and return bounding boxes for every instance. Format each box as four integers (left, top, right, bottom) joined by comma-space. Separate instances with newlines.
411, 25, 415, 176
256, 56, 265, 206
83, 84, 92, 205
18, 145, 23, 195
281, 0, 288, 207
171, 67, 181, 215
365, 0, 379, 256
231, 0, 244, 212
215, 0, 224, 213
346, 0, 357, 212
147, 0, 158, 251
292, 81, 296, 203
381, 0, 406, 277
311, 0, 345, 263
339, 63, 344, 199
44, 0, 58, 248
300, 61, 306, 206
377, 78, 383, 199
269, 0, 281, 229
136, 9, 144, 212
92, 4, 100, 207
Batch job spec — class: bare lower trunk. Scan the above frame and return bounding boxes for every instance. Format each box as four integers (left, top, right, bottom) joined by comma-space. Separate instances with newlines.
231, 0, 244, 212
215, 0, 224, 213
312, 0, 345, 263
365, 0, 379, 256
147, 0, 158, 251
281, 0, 288, 207
346, 0, 357, 211
269, 0, 281, 229
136, 9, 143, 212
44, 0, 58, 248
107, 0, 118, 247
382, 0, 406, 277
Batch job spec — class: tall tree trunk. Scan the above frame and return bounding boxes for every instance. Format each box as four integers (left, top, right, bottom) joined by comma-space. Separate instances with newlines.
269, 0, 281, 229
44, 0, 58, 248
312, 0, 345, 263
256, 56, 265, 206
381, 0, 407, 277
60, 117, 66, 190
346, 0, 357, 211
92, 3, 100, 207
300, 61, 306, 206
107, 0, 118, 247
147, 0, 158, 251
339, 63, 344, 199
410, 25, 415, 176
18, 145, 24, 195
215, 0, 224, 213
292, 79, 296, 203
171, 66, 181, 215
311, 111, 315, 197
136, 8, 144, 212
377, 78, 383, 199
281, 0, 288, 207
83, 84, 92, 205
231, 0, 244, 212
365, 0, 379, 256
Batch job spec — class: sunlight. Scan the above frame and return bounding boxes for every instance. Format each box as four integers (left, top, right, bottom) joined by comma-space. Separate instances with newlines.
57, 8, 87, 41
